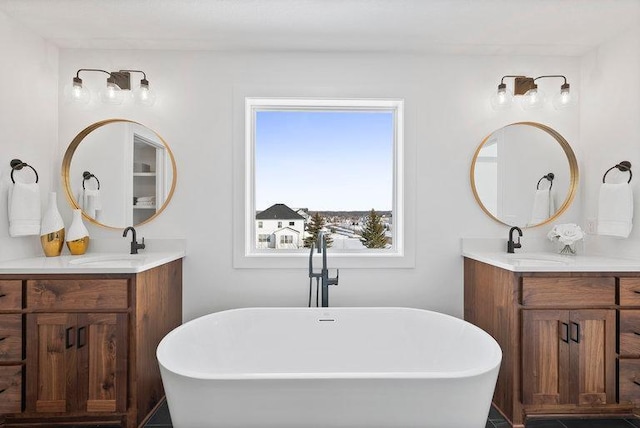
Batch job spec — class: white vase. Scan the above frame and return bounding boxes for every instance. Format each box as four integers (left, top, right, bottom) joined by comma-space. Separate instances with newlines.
66, 209, 90, 255
555, 240, 581, 256
40, 192, 65, 257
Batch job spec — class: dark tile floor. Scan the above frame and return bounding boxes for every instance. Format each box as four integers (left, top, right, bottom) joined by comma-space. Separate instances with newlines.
146, 400, 640, 428
486, 405, 640, 428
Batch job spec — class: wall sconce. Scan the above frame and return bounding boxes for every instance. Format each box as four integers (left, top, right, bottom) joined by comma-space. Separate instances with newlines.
65, 68, 156, 106
490, 75, 573, 111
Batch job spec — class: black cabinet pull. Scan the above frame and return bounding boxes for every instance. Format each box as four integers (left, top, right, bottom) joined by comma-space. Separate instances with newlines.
0, 388, 6, 394
0, 293, 6, 298
570, 322, 580, 343
560, 322, 569, 343
0, 337, 6, 342
634, 380, 640, 387
77, 326, 87, 349
634, 332, 640, 336
65, 327, 75, 349
633, 290, 640, 294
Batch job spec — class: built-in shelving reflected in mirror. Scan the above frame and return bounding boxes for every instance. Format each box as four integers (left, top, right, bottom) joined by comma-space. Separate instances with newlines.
470, 122, 578, 228
62, 119, 177, 229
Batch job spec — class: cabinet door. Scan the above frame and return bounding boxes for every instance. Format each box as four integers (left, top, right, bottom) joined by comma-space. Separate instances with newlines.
522, 310, 571, 405
77, 313, 127, 413
569, 309, 616, 406
26, 313, 78, 413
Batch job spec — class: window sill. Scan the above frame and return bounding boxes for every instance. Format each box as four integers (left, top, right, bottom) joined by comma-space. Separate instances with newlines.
233, 251, 415, 269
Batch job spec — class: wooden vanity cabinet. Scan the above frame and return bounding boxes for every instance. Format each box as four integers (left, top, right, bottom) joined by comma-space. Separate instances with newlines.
25, 312, 128, 414
0, 259, 182, 428
0, 280, 24, 418
521, 309, 616, 406
464, 258, 637, 428
618, 278, 640, 407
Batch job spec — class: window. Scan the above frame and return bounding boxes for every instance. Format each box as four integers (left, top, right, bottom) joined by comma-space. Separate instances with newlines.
236, 96, 410, 269
258, 234, 270, 242
280, 235, 293, 244
277, 221, 282, 228
258, 221, 263, 228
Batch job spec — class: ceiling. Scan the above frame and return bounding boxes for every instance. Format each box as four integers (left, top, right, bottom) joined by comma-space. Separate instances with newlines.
0, 0, 638, 55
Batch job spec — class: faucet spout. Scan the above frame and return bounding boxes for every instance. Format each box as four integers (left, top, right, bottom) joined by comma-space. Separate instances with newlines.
123, 226, 136, 242
507, 226, 523, 253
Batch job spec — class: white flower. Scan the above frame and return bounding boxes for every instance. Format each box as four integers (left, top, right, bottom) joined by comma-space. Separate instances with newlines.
547, 223, 584, 245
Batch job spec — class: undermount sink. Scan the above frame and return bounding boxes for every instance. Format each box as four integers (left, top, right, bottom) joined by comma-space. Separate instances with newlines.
68, 254, 147, 267
504, 253, 569, 265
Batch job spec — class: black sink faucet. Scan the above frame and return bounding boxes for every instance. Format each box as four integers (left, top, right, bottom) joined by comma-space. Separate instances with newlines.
123, 226, 145, 254
507, 226, 523, 253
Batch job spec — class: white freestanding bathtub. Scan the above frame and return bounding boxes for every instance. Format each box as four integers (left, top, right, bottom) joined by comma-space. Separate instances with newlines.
157, 307, 501, 428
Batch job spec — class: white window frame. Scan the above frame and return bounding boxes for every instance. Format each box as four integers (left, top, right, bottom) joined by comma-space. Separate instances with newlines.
234, 97, 413, 269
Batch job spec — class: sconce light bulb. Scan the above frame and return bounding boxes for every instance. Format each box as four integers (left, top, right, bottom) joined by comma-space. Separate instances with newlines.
490, 84, 513, 110
63, 77, 90, 105
521, 86, 546, 111
552, 84, 573, 110
133, 78, 156, 106
100, 80, 124, 105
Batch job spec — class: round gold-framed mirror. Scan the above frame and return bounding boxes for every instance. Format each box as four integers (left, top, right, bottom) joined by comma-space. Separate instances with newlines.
62, 119, 177, 229
470, 122, 578, 228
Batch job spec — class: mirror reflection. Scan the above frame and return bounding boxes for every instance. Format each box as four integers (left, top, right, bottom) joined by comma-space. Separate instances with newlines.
62, 120, 176, 229
471, 122, 578, 228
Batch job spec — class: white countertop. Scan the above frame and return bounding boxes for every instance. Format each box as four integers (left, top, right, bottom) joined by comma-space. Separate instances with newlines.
0, 251, 185, 274
462, 250, 640, 272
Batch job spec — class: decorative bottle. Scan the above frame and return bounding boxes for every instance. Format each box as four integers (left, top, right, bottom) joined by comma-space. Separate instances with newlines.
66, 209, 90, 255
40, 192, 65, 257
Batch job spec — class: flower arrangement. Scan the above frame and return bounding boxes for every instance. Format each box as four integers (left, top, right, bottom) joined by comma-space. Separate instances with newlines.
547, 223, 584, 255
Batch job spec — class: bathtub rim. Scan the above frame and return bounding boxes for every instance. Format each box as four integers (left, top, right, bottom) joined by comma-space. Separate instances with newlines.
157, 306, 502, 381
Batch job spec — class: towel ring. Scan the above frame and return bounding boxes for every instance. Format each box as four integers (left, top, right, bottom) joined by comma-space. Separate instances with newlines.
536, 172, 555, 190
10, 159, 39, 184
82, 171, 101, 190
602, 161, 632, 184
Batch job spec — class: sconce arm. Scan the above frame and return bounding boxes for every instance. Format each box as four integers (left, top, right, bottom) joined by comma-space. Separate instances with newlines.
499, 75, 527, 85
534, 75, 569, 87
75, 68, 112, 79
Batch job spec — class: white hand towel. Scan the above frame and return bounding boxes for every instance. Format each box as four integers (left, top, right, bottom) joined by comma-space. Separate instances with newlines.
8, 182, 41, 237
82, 189, 102, 219
528, 189, 551, 225
597, 182, 633, 238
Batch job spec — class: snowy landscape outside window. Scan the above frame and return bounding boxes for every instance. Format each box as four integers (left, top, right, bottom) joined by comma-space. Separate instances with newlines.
245, 98, 404, 256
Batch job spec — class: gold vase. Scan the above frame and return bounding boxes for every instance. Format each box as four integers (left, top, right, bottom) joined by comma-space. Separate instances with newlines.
40, 228, 65, 257
40, 192, 66, 257
66, 209, 90, 255
67, 236, 90, 255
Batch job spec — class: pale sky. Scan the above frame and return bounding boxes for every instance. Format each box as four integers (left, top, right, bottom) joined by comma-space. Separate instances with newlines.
255, 110, 394, 212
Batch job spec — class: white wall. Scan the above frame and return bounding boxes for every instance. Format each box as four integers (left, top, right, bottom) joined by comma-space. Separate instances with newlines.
581, 22, 640, 256
0, 10, 58, 261
57, 50, 582, 321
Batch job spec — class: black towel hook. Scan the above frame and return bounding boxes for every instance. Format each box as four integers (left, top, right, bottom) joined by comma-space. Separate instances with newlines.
536, 172, 555, 190
602, 161, 632, 184
10, 159, 39, 184
82, 171, 101, 190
